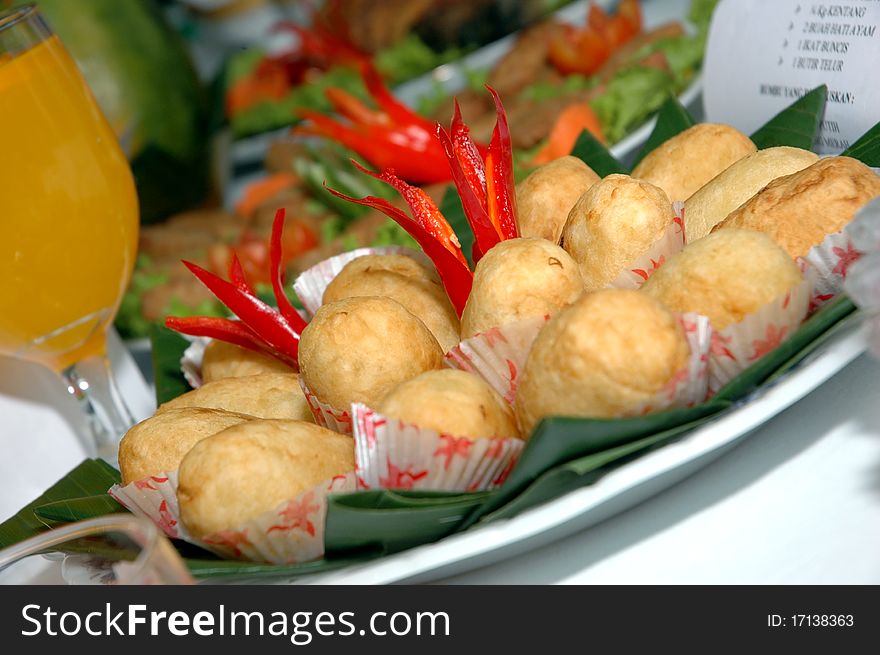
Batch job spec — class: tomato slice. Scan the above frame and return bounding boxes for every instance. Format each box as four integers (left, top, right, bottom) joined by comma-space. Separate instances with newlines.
548, 24, 610, 75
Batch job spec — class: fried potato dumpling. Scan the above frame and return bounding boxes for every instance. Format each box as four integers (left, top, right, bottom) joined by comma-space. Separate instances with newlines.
684, 146, 819, 241
560, 174, 675, 291
157, 373, 313, 422
323, 254, 460, 352
118, 407, 253, 485
299, 296, 444, 410
516, 156, 600, 243
515, 289, 689, 433
461, 237, 583, 339
713, 156, 880, 258
177, 420, 354, 539
641, 229, 802, 330
379, 369, 520, 440
201, 340, 292, 383
632, 123, 756, 201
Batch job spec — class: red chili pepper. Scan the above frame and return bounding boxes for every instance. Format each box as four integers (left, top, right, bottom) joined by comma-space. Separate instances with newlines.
325, 173, 473, 317
486, 87, 519, 243
165, 210, 306, 369
437, 86, 519, 262
164, 316, 297, 368
295, 65, 457, 185
269, 208, 308, 333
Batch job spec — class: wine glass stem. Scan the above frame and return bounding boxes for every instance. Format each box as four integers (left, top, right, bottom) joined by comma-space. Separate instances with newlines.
61, 354, 134, 464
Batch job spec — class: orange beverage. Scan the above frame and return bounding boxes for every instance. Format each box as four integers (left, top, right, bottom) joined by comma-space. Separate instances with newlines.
0, 33, 138, 371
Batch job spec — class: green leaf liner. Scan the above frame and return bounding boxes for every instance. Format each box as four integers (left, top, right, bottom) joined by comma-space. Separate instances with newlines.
33, 495, 124, 523
570, 129, 629, 177
842, 120, 880, 166
631, 95, 696, 168
749, 85, 827, 150
150, 323, 192, 405
324, 490, 492, 557
0, 459, 120, 549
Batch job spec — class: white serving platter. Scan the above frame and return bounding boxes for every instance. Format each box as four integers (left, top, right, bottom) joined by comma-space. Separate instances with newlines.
292, 314, 868, 585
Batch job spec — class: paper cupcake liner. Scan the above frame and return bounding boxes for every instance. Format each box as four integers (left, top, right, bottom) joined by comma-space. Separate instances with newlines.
444, 315, 551, 404
292, 246, 428, 317
351, 403, 525, 492
628, 312, 712, 416
609, 201, 686, 289
181, 337, 210, 389
708, 274, 813, 393
799, 230, 862, 313
299, 377, 353, 435
109, 472, 357, 564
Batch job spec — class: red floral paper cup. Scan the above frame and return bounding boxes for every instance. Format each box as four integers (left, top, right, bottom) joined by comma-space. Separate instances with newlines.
708, 274, 813, 393
109, 472, 357, 564
445, 315, 550, 404
299, 377, 353, 435
292, 246, 428, 317
609, 201, 686, 289
351, 403, 525, 492
799, 171, 880, 312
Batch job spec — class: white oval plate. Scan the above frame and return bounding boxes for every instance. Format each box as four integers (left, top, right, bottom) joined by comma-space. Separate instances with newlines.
295, 315, 867, 585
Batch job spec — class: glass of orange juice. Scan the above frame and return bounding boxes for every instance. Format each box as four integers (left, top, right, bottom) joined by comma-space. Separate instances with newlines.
0, 5, 140, 459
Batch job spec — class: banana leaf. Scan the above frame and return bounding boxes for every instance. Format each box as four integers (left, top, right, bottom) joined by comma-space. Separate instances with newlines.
749, 84, 827, 150
324, 490, 492, 557
631, 95, 696, 168
571, 129, 629, 177
150, 323, 191, 405
0, 459, 121, 549
842, 120, 880, 166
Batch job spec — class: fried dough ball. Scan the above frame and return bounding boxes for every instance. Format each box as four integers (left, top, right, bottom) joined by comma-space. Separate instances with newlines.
632, 123, 756, 201
516, 156, 601, 243
323, 254, 460, 352
515, 289, 689, 433
118, 407, 253, 485
379, 369, 520, 439
684, 146, 819, 241
157, 373, 313, 422
641, 229, 802, 330
201, 340, 292, 383
177, 420, 354, 540
713, 156, 880, 258
560, 174, 675, 291
460, 237, 583, 339
298, 296, 444, 410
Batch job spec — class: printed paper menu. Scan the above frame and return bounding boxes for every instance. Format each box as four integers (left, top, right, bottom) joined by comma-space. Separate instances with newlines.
702, 0, 880, 153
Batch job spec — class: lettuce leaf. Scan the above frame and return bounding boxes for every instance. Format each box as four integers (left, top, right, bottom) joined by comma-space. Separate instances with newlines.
590, 66, 676, 143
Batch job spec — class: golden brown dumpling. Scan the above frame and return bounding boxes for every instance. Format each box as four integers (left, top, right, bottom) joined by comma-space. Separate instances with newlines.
177, 420, 354, 539
561, 174, 674, 291
713, 156, 880, 258
461, 237, 583, 339
323, 254, 460, 352
379, 369, 520, 439
157, 373, 313, 422
516, 156, 600, 243
201, 340, 292, 383
118, 407, 253, 485
632, 123, 756, 201
298, 296, 444, 410
641, 229, 802, 330
515, 289, 689, 434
